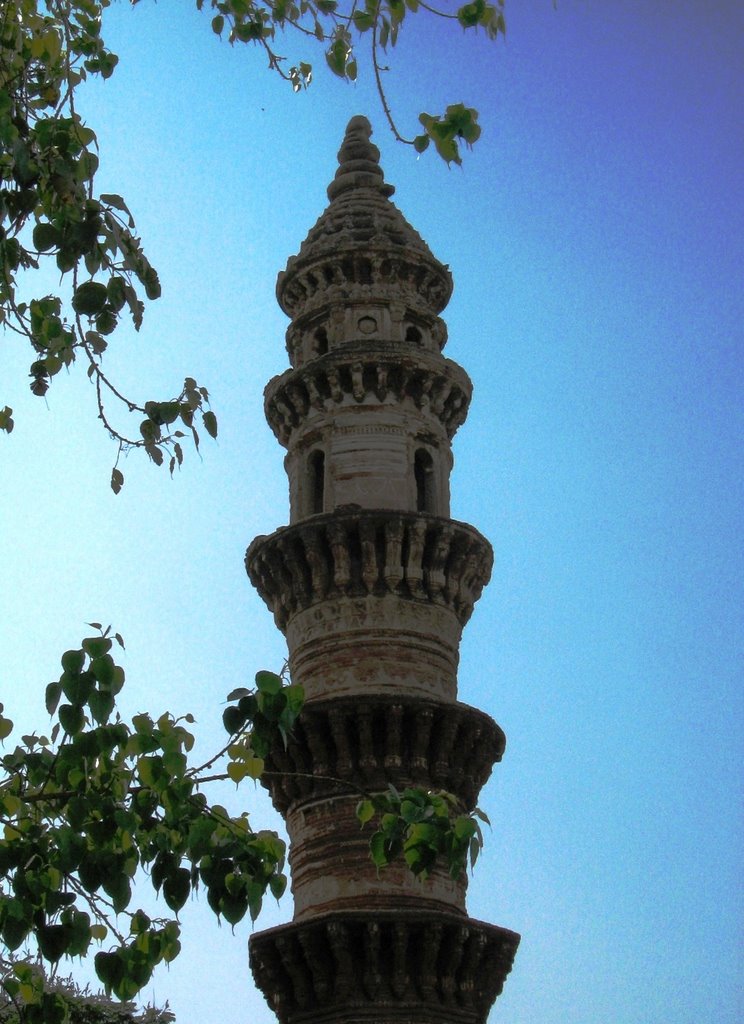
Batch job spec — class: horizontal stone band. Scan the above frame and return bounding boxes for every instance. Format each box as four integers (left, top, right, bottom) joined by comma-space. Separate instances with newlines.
249, 909, 520, 1024
264, 344, 472, 446
246, 510, 493, 631
262, 695, 505, 815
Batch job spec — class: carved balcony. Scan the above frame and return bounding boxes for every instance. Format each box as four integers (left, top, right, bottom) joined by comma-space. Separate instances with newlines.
264, 343, 472, 446
250, 910, 520, 1024
246, 510, 492, 632
261, 695, 505, 815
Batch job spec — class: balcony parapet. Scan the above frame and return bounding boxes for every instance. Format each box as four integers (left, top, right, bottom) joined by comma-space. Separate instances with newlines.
264, 344, 472, 447
249, 909, 520, 1024
262, 696, 505, 815
246, 510, 493, 633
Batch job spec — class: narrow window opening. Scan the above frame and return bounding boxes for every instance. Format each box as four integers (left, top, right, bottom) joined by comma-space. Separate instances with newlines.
414, 449, 435, 514
405, 324, 423, 345
308, 450, 325, 515
314, 327, 329, 356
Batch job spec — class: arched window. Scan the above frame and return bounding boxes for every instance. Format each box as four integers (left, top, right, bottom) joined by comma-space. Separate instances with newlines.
314, 326, 329, 356
308, 450, 325, 515
414, 449, 435, 514
405, 324, 423, 345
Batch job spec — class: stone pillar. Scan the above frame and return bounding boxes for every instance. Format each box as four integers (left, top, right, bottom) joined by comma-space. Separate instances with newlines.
246, 116, 518, 1023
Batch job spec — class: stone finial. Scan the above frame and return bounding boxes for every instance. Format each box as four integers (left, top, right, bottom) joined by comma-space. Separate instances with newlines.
327, 116, 396, 202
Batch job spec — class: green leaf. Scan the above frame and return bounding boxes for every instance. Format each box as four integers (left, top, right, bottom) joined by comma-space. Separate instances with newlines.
100, 193, 135, 226
0, 406, 14, 433
58, 703, 85, 735
356, 798, 375, 826
220, 891, 248, 926
82, 636, 112, 658
453, 815, 478, 840
103, 872, 131, 914
37, 924, 68, 962
61, 648, 85, 673
226, 687, 251, 701
269, 874, 287, 900
255, 670, 282, 695
89, 688, 115, 724
32, 222, 59, 252
163, 867, 191, 912
45, 681, 62, 715
202, 409, 218, 439
223, 704, 247, 735
71, 281, 108, 316
369, 831, 389, 868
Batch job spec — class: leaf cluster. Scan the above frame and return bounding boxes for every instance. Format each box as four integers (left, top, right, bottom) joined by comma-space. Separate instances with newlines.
2, 0, 506, 481
1, 1, 216, 488
0, 958, 174, 1024
356, 785, 488, 880
0, 628, 290, 1003
222, 669, 304, 786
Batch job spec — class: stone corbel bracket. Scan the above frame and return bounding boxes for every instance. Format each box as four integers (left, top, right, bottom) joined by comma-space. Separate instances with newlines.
249, 909, 520, 1024
261, 695, 505, 815
246, 510, 494, 633
264, 344, 473, 447
277, 243, 454, 325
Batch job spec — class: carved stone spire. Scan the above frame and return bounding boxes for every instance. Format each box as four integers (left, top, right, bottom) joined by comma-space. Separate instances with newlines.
276, 115, 452, 336
326, 114, 395, 200
247, 116, 519, 1024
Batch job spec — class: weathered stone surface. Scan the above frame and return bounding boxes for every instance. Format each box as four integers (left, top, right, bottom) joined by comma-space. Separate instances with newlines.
265, 344, 472, 447
286, 793, 467, 919
249, 910, 520, 1024
246, 511, 493, 632
260, 696, 505, 815
276, 118, 453, 333
247, 115, 518, 1024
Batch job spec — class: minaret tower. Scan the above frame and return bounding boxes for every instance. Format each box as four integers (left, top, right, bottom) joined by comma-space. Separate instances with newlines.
246, 117, 519, 1023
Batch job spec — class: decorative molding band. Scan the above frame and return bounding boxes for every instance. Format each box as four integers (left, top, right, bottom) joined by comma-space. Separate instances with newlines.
277, 247, 453, 322
262, 696, 505, 815
264, 344, 472, 446
246, 511, 493, 632
249, 909, 520, 1024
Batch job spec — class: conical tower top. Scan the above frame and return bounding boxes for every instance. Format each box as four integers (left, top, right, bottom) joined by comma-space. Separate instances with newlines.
276, 115, 453, 330
326, 114, 395, 200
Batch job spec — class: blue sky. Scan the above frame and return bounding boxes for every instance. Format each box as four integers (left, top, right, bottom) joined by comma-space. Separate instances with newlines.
1, 1, 742, 1021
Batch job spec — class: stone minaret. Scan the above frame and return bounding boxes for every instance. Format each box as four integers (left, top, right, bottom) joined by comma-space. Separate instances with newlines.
246, 116, 519, 1023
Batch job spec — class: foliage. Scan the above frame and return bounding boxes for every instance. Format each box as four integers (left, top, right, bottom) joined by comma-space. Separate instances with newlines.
356, 785, 488, 880
0, 626, 295, 1008
0, 627, 486, 1015
1, 0, 505, 483
0, 960, 173, 1023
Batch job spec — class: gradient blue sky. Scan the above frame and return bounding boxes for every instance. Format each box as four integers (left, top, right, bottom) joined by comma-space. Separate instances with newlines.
1, 2, 742, 1022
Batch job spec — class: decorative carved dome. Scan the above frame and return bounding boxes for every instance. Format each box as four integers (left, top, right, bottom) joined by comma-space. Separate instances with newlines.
276, 116, 454, 321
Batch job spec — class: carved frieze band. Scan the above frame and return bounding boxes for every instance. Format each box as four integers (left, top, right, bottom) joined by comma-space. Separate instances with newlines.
264, 345, 472, 446
246, 511, 493, 632
262, 696, 505, 815
249, 910, 520, 1024
278, 245, 453, 320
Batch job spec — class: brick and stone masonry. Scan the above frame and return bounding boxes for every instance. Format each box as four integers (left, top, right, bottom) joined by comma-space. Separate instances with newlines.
245, 115, 519, 1024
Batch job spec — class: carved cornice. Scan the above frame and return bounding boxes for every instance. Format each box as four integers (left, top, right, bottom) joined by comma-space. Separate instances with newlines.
249, 910, 520, 1024
262, 696, 504, 815
246, 511, 493, 632
276, 117, 453, 322
264, 344, 472, 447
277, 248, 453, 323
